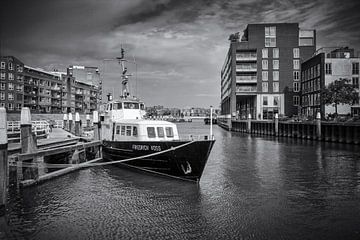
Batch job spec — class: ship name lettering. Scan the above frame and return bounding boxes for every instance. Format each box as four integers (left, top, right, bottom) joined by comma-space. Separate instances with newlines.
151, 146, 161, 151
132, 145, 149, 151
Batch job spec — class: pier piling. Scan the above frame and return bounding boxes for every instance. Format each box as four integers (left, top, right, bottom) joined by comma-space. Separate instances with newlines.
63, 114, 68, 130
20, 107, 38, 181
86, 114, 90, 128
0, 108, 8, 216
68, 113, 73, 134
75, 112, 80, 136
247, 114, 251, 133
275, 114, 279, 136
316, 112, 321, 140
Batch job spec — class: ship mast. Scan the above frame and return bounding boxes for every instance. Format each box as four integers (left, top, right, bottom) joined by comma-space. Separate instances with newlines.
116, 47, 132, 98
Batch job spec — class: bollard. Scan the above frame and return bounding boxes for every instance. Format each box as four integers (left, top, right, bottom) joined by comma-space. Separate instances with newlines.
316, 112, 321, 140
75, 112, 80, 137
247, 114, 251, 133
20, 107, 38, 181
86, 114, 90, 128
274, 113, 279, 136
0, 108, 8, 216
63, 114, 68, 130
68, 113, 73, 134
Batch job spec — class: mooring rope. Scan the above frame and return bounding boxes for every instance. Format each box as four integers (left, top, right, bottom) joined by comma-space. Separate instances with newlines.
9, 140, 196, 169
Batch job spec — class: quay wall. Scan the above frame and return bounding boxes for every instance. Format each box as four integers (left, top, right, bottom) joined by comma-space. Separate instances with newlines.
219, 119, 360, 145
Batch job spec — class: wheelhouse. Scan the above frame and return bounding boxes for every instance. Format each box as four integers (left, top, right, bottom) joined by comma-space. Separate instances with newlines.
104, 119, 180, 141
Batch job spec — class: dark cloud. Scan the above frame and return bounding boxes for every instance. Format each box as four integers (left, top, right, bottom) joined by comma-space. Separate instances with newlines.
1, 0, 360, 108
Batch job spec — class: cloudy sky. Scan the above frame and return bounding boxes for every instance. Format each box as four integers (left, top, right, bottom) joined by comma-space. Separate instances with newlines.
1, 0, 360, 108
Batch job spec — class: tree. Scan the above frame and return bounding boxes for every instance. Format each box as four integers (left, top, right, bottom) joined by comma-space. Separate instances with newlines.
322, 78, 359, 115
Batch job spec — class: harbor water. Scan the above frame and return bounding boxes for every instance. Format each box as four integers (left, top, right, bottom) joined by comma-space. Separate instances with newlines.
3, 121, 360, 239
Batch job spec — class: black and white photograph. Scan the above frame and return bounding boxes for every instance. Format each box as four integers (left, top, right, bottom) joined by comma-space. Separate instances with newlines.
0, 0, 360, 239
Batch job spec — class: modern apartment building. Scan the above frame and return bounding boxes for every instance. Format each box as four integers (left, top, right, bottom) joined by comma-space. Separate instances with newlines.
0, 56, 100, 113
221, 23, 316, 121
301, 47, 360, 118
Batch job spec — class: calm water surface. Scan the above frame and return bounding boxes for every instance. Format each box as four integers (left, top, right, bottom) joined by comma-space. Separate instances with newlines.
2, 121, 360, 239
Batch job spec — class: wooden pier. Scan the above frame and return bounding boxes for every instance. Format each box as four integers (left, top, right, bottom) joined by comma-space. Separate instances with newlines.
219, 113, 360, 145
0, 107, 103, 221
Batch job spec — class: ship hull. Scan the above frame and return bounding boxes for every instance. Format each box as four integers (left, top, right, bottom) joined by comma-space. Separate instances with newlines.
102, 140, 215, 182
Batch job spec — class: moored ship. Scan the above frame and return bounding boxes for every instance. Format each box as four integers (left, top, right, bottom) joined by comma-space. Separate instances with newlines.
101, 49, 215, 182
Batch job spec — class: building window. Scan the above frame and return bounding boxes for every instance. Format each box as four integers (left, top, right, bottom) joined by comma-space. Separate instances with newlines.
17, 75, 23, 81
293, 60, 300, 70
353, 77, 359, 89
293, 82, 300, 92
273, 71, 279, 81
262, 71, 268, 81
265, 26, 276, 47
8, 103, 14, 110
353, 62, 359, 75
16, 85, 22, 92
17, 65, 23, 73
0, 83, 5, 90
0, 92, 4, 100
8, 62, 13, 70
8, 83, 14, 90
293, 48, 300, 58
273, 48, 279, 58
262, 82, 268, 92
262, 60, 268, 70
274, 96, 279, 106
325, 63, 332, 74
262, 49, 268, 58
16, 104, 22, 110
0, 72, 5, 80
317, 64, 321, 77
293, 96, 300, 106
293, 71, 300, 81
273, 82, 279, 92
273, 60, 279, 70
263, 96, 268, 105
8, 92, 14, 101
0, 62, 5, 69
8, 73, 14, 80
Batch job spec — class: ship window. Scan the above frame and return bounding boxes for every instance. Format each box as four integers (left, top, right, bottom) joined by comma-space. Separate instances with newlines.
133, 126, 138, 136
126, 126, 131, 136
147, 127, 156, 138
124, 102, 139, 109
157, 127, 165, 138
165, 127, 173, 138
121, 126, 125, 136
114, 103, 122, 109
140, 104, 145, 110
116, 126, 120, 134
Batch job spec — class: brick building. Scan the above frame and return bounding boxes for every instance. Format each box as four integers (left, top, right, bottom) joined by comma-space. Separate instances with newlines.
0, 56, 24, 112
301, 47, 360, 118
221, 23, 316, 121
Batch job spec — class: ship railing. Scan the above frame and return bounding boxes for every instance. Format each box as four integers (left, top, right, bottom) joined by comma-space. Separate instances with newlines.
179, 134, 213, 141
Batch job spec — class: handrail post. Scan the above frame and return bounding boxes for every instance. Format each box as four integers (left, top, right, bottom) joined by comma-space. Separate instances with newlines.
0, 108, 8, 216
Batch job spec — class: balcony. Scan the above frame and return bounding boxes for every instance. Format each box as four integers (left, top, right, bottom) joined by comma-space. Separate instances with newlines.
236, 85, 257, 93
236, 75, 257, 83
236, 53, 257, 61
236, 64, 257, 72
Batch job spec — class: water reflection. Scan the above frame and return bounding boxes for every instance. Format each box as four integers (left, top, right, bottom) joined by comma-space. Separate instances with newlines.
3, 122, 360, 239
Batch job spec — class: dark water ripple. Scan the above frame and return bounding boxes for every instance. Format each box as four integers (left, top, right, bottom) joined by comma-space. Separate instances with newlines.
2, 121, 360, 240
